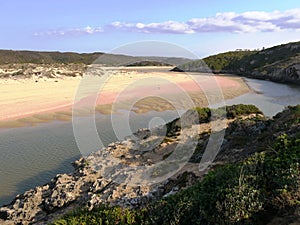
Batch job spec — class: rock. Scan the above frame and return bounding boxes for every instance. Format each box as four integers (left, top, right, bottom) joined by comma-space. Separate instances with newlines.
0, 208, 13, 220
0, 63, 85, 80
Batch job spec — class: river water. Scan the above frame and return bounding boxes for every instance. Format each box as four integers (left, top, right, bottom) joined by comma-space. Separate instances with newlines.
223, 78, 300, 117
0, 77, 299, 206
0, 110, 180, 206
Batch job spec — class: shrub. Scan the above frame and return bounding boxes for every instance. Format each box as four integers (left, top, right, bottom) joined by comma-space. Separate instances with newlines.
194, 107, 211, 123
52, 205, 148, 225
226, 104, 262, 119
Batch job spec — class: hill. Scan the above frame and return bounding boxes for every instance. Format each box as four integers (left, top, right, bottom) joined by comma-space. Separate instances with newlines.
171, 41, 300, 84
0, 50, 102, 64
0, 50, 191, 66
125, 60, 172, 67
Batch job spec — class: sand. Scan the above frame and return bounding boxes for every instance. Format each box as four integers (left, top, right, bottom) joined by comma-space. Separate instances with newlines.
0, 68, 250, 128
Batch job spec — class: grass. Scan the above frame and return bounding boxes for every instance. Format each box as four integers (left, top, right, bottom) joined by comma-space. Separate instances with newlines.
52, 205, 148, 225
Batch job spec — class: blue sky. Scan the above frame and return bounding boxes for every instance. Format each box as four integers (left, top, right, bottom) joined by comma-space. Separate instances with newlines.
1, 0, 300, 58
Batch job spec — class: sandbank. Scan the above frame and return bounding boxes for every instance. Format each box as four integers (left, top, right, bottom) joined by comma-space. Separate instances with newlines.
0, 68, 250, 128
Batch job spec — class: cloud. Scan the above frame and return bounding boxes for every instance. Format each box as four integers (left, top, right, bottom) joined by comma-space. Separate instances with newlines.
33, 9, 300, 37
112, 21, 195, 34
34, 26, 103, 37
111, 8, 300, 34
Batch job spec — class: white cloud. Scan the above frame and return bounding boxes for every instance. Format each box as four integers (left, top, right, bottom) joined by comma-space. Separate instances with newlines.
34, 26, 103, 37
34, 9, 300, 37
111, 8, 300, 34
112, 21, 194, 34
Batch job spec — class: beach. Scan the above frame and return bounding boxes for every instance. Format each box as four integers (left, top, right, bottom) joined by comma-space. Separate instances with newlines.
0, 67, 250, 127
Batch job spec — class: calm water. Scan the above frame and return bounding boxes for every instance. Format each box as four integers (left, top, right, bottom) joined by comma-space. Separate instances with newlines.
0, 77, 299, 206
223, 78, 300, 117
0, 110, 180, 206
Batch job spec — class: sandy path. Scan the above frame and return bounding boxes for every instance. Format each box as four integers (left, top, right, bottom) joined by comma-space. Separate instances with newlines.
0, 69, 250, 127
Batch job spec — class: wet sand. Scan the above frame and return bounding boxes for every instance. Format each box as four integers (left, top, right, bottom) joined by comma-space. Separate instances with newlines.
0, 68, 250, 128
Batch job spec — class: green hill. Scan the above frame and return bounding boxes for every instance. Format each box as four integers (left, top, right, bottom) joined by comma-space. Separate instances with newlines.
203, 50, 257, 72
126, 60, 172, 67
172, 41, 300, 84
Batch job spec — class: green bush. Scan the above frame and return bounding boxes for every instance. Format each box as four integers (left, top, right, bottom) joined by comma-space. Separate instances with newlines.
226, 104, 262, 119
194, 107, 211, 123
148, 134, 300, 224
52, 205, 148, 225
191, 104, 261, 123
264, 134, 300, 208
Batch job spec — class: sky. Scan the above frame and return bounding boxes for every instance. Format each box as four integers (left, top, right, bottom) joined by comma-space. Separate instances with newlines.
0, 0, 300, 58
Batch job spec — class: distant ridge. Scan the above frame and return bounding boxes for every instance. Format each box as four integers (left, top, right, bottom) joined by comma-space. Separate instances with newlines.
125, 60, 172, 67
0, 50, 191, 66
0, 50, 102, 64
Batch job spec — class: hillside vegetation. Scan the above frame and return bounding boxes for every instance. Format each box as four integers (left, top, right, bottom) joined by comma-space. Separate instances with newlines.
0, 50, 102, 64
0, 50, 191, 66
52, 105, 300, 225
125, 60, 172, 67
203, 50, 257, 72
172, 41, 300, 84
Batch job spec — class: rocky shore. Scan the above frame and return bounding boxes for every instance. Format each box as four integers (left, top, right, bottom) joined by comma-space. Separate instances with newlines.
228, 58, 300, 84
0, 155, 198, 225
0, 105, 270, 225
0, 111, 207, 224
